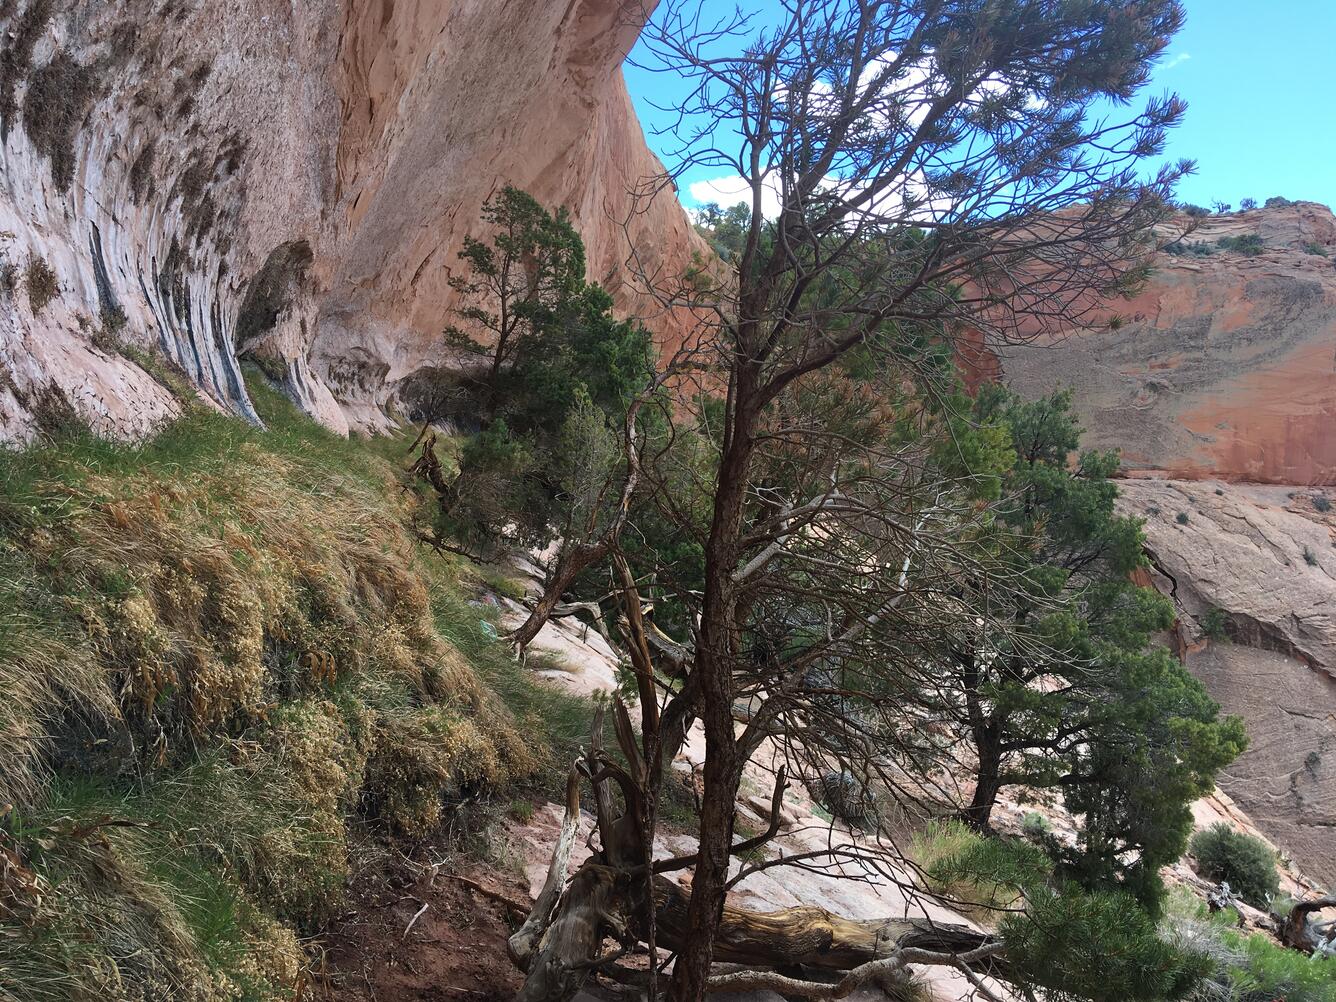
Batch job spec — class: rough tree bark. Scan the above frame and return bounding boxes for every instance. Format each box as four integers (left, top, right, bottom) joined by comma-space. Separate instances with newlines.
509, 541, 613, 649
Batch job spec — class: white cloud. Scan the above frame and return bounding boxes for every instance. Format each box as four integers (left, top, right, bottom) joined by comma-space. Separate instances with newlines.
1161, 52, 1191, 71
683, 48, 1051, 225
688, 174, 784, 218
685, 168, 956, 226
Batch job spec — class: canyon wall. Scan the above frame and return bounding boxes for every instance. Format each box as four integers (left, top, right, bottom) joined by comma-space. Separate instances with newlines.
998, 207, 1336, 886
1120, 481, 1336, 887
1, 0, 1329, 891
997, 202, 1336, 485
0, 0, 699, 441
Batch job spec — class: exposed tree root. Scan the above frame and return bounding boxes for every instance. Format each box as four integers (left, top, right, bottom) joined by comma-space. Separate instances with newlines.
1277, 894, 1336, 954
507, 700, 1008, 1002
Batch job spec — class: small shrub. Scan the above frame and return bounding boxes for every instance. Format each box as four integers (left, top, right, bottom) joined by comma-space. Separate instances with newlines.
90, 305, 129, 354
22, 50, 101, 192
1176, 511, 1190, 525
1217, 233, 1265, 256
0, 0, 56, 138
475, 566, 528, 602
1020, 811, 1052, 840
1304, 545, 1319, 567
1225, 929, 1336, 1000
24, 252, 58, 313
1004, 886, 1211, 1002
1200, 607, 1229, 642
249, 351, 288, 383
1314, 495, 1332, 513
909, 820, 1047, 922
1182, 203, 1211, 218
1239, 197, 1257, 211
0, 253, 17, 296
1265, 196, 1294, 209
1303, 241, 1329, 257
1189, 824, 1280, 909
1214, 487, 1224, 495
1164, 239, 1214, 257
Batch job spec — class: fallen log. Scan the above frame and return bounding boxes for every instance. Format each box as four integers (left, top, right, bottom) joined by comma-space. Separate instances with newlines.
659, 882, 1000, 972
515, 861, 1004, 1002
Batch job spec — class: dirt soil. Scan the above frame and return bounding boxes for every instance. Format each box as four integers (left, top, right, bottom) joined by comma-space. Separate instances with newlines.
315, 835, 532, 1002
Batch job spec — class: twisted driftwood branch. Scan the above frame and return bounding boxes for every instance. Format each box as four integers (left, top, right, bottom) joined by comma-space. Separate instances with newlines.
1277, 894, 1336, 953
509, 763, 584, 970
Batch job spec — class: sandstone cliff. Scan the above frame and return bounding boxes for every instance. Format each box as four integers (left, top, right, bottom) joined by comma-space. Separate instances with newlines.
0, 0, 698, 441
998, 202, 1336, 484
1119, 480, 1336, 887
990, 204, 1336, 886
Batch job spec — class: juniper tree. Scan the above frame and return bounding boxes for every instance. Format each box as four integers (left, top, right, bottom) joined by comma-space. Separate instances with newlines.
422, 187, 652, 561
443, 186, 587, 423
944, 388, 1246, 874
511, 1, 1206, 998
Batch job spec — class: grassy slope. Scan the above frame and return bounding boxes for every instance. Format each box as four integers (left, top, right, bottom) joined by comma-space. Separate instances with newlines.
0, 374, 596, 1002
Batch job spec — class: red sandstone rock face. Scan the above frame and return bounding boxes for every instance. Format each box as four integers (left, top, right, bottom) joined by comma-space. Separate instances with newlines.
1116, 480, 1336, 887
321, 0, 705, 428
986, 204, 1336, 883
0, 0, 702, 439
996, 203, 1336, 485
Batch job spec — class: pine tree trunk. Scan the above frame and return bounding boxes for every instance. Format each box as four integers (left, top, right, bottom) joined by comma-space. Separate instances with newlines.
668, 691, 740, 1001
510, 542, 608, 649
962, 756, 1002, 832
666, 392, 758, 1001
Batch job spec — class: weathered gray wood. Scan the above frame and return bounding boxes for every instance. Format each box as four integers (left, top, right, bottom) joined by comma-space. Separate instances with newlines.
514, 864, 1002, 1002
1278, 894, 1336, 953
509, 764, 583, 970
511, 700, 1005, 1002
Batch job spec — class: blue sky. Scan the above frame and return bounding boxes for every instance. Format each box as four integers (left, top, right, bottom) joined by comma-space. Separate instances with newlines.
625, 1, 1336, 212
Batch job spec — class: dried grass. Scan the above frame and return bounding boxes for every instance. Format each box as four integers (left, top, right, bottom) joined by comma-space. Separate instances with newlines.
0, 375, 547, 1000
23, 252, 58, 314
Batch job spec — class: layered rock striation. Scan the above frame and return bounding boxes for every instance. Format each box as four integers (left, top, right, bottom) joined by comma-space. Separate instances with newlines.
0, 0, 699, 441
989, 203, 1336, 885
1119, 481, 1336, 886
998, 202, 1336, 485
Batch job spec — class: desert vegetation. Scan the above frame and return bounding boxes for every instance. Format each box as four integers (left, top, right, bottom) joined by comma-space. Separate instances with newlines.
22, 252, 58, 314
395, 1, 1297, 999
0, 374, 601, 1000
1190, 825, 1281, 909
3, 1, 1332, 1001
392, 0, 1336, 998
